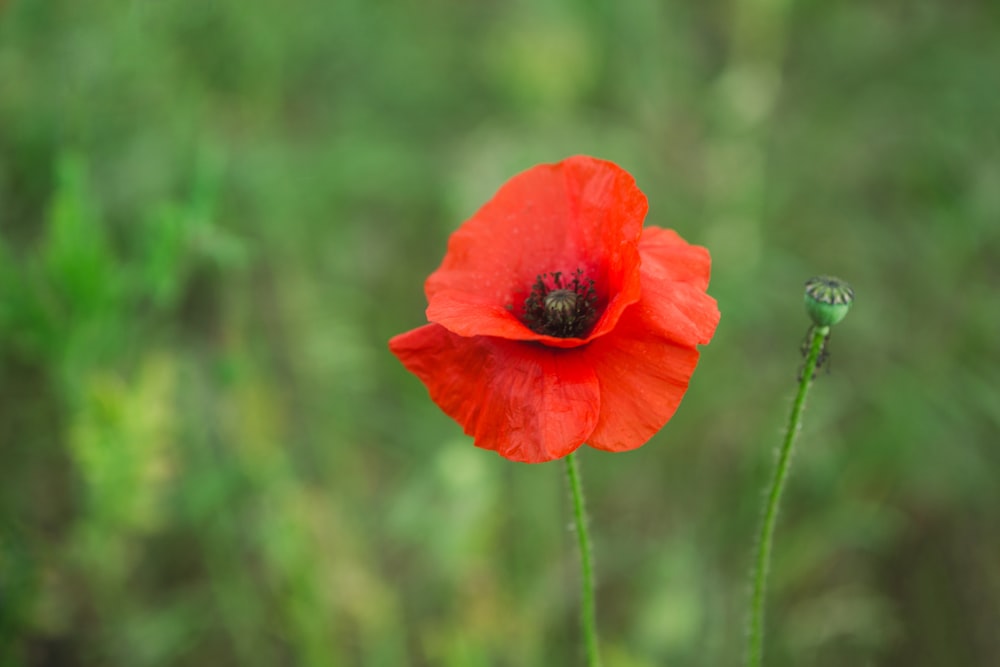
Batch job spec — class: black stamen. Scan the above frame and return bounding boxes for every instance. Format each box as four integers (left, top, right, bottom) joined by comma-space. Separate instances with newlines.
522, 269, 599, 338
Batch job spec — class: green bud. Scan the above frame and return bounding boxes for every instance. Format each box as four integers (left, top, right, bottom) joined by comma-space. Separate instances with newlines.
804, 276, 854, 327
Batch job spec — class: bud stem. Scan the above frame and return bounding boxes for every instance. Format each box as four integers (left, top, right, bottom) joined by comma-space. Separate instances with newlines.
746, 323, 829, 667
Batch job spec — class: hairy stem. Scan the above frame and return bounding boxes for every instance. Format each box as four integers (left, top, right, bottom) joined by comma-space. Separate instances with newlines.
747, 324, 829, 667
565, 452, 601, 667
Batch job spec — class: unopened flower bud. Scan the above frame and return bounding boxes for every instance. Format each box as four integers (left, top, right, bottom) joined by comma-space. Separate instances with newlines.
804, 276, 854, 327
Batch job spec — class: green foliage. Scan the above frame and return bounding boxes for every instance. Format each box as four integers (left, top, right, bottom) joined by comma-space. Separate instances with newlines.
1, 0, 999, 665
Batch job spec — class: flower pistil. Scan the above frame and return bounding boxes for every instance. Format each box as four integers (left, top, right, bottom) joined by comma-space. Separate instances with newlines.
522, 269, 599, 338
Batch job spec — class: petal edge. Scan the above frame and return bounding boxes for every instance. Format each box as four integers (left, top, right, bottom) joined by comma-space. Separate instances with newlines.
389, 325, 601, 462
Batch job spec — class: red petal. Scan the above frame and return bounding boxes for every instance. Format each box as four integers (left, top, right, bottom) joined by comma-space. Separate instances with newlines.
425, 156, 647, 346
582, 309, 704, 453
636, 228, 719, 346
389, 324, 600, 463
580, 232, 719, 451
638, 226, 712, 290
632, 278, 720, 348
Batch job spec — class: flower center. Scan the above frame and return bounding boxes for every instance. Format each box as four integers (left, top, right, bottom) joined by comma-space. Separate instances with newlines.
522, 269, 598, 338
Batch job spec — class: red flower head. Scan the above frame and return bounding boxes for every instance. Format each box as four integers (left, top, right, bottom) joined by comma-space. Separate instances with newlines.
389, 156, 720, 463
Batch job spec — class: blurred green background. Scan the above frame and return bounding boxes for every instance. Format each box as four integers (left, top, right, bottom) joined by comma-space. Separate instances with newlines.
2, 0, 999, 665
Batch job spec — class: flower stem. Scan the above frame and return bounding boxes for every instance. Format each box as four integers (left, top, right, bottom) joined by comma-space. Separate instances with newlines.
747, 324, 829, 667
565, 451, 602, 667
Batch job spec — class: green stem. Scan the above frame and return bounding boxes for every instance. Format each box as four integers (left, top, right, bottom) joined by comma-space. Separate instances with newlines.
565, 451, 602, 667
747, 325, 829, 667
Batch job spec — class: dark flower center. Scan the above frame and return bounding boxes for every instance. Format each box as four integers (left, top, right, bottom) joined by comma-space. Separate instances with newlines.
522, 269, 598, 338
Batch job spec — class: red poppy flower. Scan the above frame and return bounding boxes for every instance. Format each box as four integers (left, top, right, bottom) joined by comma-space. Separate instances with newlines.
389, 156, 720, 463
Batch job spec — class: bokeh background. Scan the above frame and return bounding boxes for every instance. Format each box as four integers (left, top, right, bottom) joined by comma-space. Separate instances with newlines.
2, 0, 999, 665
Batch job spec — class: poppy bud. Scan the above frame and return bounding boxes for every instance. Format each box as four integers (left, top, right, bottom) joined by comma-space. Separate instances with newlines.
804, 276, 854, 327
